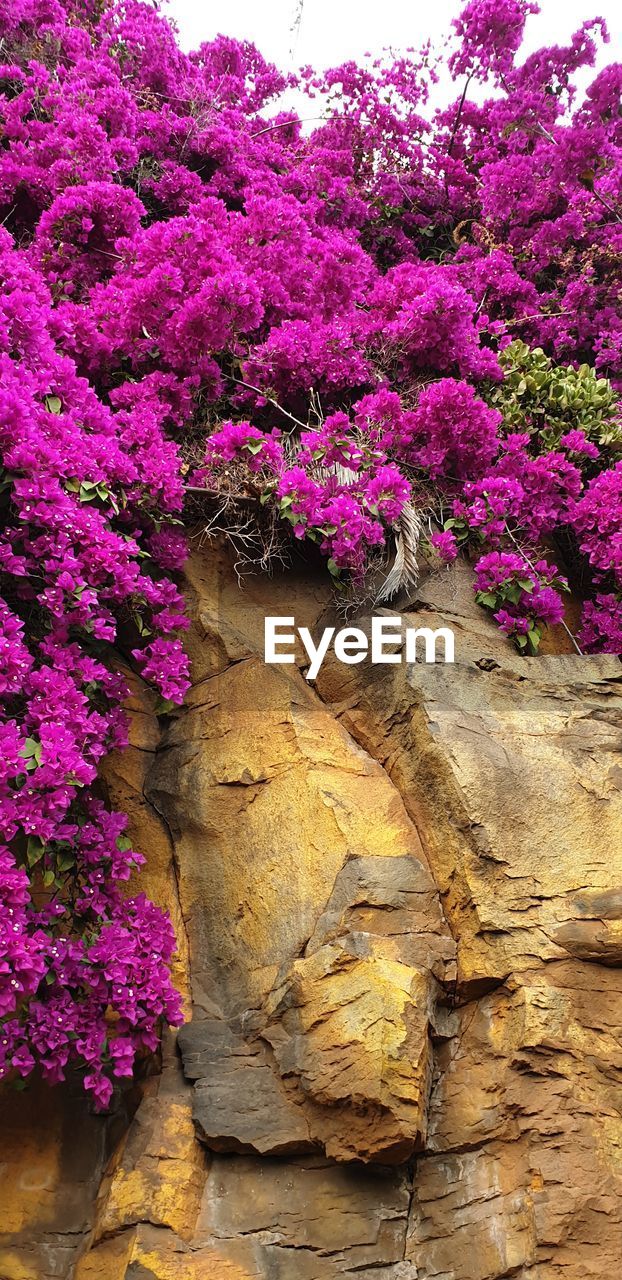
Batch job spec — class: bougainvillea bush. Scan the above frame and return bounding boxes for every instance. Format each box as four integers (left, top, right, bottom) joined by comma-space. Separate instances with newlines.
0, 0, 621, 1104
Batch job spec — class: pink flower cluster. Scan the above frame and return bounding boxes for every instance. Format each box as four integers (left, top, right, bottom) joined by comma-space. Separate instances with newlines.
1, 0, 622, 1104
0, 8, 196, 1101
474, 552, 567, 652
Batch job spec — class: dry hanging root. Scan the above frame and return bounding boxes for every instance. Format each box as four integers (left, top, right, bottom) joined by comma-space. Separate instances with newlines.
376, 501, 422, 602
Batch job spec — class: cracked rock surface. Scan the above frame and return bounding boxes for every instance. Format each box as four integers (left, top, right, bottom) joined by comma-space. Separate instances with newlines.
1, 547, 621, 1279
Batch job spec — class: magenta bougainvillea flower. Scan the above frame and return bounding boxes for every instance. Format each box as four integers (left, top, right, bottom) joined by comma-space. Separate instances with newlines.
1, 0, 621, 1104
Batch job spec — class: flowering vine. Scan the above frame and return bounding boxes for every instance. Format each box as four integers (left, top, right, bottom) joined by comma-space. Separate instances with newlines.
1, 0, 622, 1104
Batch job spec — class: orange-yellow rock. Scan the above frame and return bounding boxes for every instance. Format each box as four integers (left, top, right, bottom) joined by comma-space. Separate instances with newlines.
1, 547, 621, 1279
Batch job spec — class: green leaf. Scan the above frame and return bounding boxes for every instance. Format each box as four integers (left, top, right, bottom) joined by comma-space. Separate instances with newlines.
133, 613, 153, 638
26, 837, 45, 867
155, 696, 177, 716
42, 869, 56, 888
20, 737, 41, 764
57, 851, 76, 872
526, 627, 542, 655
45, 395, 62, 414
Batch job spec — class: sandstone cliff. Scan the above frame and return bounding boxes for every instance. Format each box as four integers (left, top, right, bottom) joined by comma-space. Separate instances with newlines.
1, 546, 621, 1279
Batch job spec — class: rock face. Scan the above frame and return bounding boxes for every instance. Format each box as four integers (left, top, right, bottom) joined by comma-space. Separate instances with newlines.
1, 546, 622, 1278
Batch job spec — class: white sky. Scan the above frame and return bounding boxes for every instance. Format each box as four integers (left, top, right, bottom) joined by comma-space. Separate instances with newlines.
166, 0, 621, 104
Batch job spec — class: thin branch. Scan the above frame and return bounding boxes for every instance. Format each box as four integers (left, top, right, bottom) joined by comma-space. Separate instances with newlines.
225, 374, 309, 431
589, 187, 622, 226
184, 485, 257, 499
501, 309, 572, 328
475, 286, 490, 317
250, 114, 328, 139
447, 72, 475, 160
504, 522, 583, 656
289, 0, 304, 61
